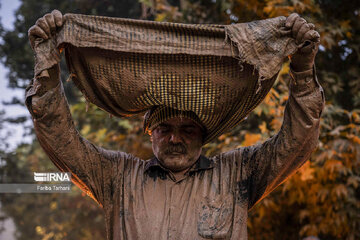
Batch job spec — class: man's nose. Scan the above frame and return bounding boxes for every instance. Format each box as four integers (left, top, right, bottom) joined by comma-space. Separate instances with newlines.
169, 132, 182, 143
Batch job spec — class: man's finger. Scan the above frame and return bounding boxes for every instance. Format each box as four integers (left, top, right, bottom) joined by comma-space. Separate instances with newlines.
285, 13, 299, 28
308, 23, 315, 30
310, 30, 320, 42
302, 30, 320, 43
44, 13, 56, 35
28, 25, 48, 48
292, 17, 307, 38
28, 25, 48, 40
52, 10, 63, 27
35, 18, 51, 38
296, 23, 310, 44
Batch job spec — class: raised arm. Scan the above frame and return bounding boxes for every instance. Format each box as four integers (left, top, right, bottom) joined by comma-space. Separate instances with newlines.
26, 10, 132, 207
225, 14, 325, 209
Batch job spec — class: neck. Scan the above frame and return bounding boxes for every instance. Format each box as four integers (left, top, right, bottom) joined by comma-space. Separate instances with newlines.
171, 168, 189, 181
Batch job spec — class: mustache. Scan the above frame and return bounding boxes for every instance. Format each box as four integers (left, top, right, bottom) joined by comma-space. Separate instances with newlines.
164, 143, 187, 154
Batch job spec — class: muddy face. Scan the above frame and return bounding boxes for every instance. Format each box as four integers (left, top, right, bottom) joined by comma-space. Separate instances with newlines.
151, 117, 203, 172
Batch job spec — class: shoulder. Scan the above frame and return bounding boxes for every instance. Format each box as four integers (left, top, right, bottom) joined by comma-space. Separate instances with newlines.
208, 149, 241, 170
211, 146, 254, 162
209, 145, 259, 169
97, 148, 147, 168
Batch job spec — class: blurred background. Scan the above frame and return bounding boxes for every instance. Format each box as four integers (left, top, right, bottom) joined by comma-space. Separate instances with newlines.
0, 0, 359, 239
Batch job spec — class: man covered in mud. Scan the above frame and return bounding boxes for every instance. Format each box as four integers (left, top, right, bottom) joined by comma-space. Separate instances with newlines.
27, 10, 324, 240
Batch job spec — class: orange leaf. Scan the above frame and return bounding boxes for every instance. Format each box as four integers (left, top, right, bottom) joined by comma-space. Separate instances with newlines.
242, 133, 261, 146
259, 121, 267, 133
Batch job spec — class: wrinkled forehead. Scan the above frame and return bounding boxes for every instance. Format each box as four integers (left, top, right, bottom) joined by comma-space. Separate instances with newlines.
158, 117, 203, 129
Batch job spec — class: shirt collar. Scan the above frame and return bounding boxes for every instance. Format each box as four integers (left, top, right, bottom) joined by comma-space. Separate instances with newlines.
144, 155, 214, 173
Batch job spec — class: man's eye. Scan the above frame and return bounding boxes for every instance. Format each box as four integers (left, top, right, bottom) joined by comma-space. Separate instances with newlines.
184, 129, 194, 134
158, 128, 169, 133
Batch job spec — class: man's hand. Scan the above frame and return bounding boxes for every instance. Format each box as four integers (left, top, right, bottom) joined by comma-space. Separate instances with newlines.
28, 10, 63, 91
286, 13, 320, 72
28, 10, 63, 50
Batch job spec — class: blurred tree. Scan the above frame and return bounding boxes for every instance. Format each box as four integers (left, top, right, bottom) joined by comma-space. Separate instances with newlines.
0, 0, 359, 239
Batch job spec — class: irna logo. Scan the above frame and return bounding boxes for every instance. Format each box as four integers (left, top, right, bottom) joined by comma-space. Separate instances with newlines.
34, 172, 71, 182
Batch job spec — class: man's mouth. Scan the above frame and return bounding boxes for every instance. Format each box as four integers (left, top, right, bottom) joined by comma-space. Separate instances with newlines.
164, 144, 187, 155
167, 151, 184, 155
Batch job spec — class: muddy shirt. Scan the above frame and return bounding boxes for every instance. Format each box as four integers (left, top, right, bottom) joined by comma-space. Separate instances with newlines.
26, 67, 324, 240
